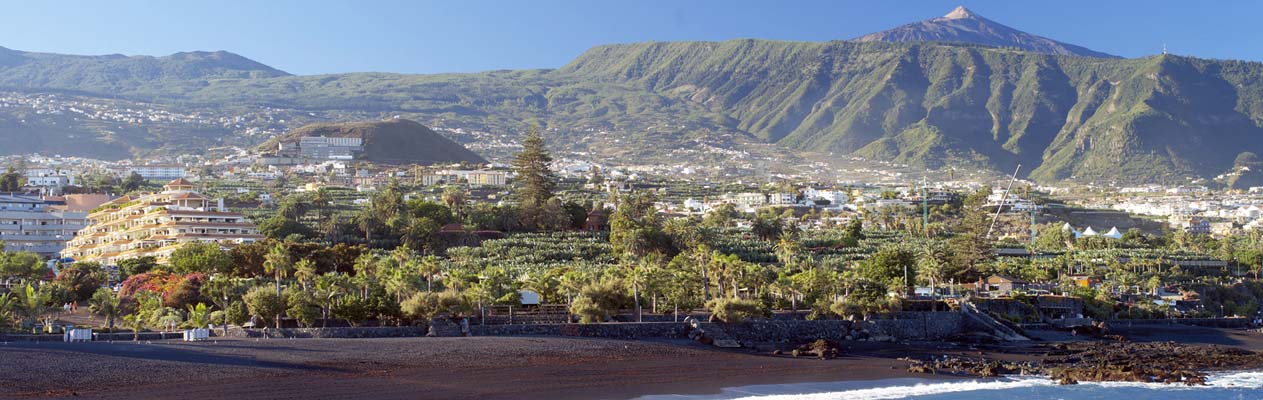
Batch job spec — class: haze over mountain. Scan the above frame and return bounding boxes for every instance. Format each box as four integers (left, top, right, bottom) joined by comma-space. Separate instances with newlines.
854, 6, 1117, 58
2, 6, 1262, 185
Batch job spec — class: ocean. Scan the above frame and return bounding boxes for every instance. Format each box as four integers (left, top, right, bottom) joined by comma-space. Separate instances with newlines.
635, 371, 1263, 400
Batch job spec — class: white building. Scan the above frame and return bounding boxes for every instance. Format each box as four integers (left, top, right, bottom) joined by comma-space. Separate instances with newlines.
127, 165, 187, 180
729, 193, 767, 209
421, 170, 507, 186
683, 198, 705, 212
0, 194, 88, 257
768, 192, 797, 206
298, 136, 363, 160
803, 189, 849, 207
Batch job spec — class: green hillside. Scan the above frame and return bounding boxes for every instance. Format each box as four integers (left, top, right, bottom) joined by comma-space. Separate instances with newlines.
557, 40, 1263, 183
0, 47, 287, 94
4, 40, 1263, 183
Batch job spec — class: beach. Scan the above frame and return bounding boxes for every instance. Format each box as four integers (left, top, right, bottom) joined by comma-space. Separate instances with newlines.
0, 324, 1259, 399
0, 336, 955, 399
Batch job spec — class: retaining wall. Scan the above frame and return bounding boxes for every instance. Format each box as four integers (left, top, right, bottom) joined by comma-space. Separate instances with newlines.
697, 320, 854, 344
0, 331, 188, 342
224, 326, 428, 339
470, 322, 690, 339
865, 311, 964, 340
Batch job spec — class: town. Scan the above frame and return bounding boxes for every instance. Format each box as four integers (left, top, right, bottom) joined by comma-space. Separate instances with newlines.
4, 2, 1263, 399
3, 119, 1263, 338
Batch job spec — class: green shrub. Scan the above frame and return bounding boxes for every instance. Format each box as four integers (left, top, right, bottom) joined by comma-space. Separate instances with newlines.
571, 295, 602, 324
242, 286, 286, 328
401, 291, 470, 321
831, 279, 898, 319
224, 301, 249, 326
286, 288, 320, 328
706, 297, 766, 323
332, 296, 372, 327
209, 310, 226, 326
569, 279, 628, 324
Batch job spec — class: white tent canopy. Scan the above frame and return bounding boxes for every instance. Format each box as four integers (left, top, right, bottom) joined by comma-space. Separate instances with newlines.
1104, 227, 1123, 239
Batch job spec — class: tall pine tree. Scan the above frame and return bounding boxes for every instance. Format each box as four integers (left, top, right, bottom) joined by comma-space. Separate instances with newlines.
511, 126, 558, 230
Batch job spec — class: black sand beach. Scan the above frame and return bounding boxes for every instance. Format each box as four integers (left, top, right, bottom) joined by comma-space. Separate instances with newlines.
1, 325, 1260, 399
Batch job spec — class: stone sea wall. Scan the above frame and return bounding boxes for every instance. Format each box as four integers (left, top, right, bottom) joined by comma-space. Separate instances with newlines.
469, 322, 691, 339
0, 311, 979, 343
223, 326, 428, 339
866, 311, 964, 340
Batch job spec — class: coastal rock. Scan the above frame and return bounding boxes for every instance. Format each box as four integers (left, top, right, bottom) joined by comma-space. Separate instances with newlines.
904, 341, 1263, 385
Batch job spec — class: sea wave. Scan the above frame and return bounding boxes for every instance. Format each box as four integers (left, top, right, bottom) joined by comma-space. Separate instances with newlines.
723, 371, 1263, 400
728, 377, 1054, 400
1207, 370, 1263, 389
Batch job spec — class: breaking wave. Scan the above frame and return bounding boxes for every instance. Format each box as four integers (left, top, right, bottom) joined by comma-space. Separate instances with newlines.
697, 371, 1263, 400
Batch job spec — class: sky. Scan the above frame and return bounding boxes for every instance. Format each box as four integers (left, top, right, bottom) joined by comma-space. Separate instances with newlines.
2, 0, 1262, 75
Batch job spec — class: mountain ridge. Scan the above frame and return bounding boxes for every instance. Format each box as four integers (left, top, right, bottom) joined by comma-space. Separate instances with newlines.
0, 46, 288, 94
854, 6, 1117, 59
3, 9, 1263, 184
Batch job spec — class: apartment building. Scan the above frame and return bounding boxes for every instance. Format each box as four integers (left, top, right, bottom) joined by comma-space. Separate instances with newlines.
421, 170, 508, 186
61, 179, 262, 265
0, 194, 89, 258
126, 165, 187, 180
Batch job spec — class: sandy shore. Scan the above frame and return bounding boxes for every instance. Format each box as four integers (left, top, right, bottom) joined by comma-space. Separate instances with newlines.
1, 324, 1258, 399
0, 337, 959, 399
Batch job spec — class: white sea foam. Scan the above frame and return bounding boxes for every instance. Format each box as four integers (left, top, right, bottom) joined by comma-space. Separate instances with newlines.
721, 371, 1263, 400
1207, 370, 1263, 389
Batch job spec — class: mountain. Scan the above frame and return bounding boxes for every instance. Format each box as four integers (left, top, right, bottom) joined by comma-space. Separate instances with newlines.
274, 119, 487, 165
560, 40, 1263, 183
854, 6, 1116, 58
4, 8, 1263, 184
0, 46, 288, 94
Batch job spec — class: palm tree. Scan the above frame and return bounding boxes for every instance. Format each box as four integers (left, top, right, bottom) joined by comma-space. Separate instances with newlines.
357, 212, 380, 244
558, 270, 586, 305
126, 293, 161, 341
123, 313, 144, 341
263, 243, 294, 296
0, 293, 15, 330
88, 288, 121, 332
16, 284, 53, 332
185, 303, 211, 328
519, 271, 557, 304
294, 259, 317, 292
417, 256, 442, 292
624, 257, 657, 323
771, 275, 798, 313
916, 243, 949, 309
312, 188, 331, 220
775, 234, 802, 268
442, 186, 468, 219
313, 273, 346, 328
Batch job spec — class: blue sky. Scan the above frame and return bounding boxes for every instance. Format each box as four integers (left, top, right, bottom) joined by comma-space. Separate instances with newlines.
2, 0, 1261, 75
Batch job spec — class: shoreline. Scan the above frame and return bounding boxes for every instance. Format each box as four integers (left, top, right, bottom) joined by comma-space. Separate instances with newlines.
0, 324, 1259, 399
633, 369, 1263, 400
0, 337, 956, 399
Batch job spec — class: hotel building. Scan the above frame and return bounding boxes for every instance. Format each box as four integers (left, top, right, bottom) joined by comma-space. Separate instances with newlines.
61, 179, 262, 265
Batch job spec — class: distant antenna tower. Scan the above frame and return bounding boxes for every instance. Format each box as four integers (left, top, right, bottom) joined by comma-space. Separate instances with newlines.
1162, 43, 1168, 55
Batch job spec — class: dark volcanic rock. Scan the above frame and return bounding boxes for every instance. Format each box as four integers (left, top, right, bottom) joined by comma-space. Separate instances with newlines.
904, 341, 1263, 385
